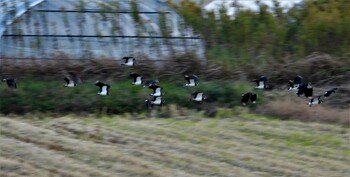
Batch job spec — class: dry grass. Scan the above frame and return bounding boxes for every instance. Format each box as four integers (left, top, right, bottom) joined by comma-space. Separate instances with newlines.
257, 98, 349, 125
0, 114, 349, 177
0, 53, 233, 82
2, 53, 348, 85
243, 53, 350, 87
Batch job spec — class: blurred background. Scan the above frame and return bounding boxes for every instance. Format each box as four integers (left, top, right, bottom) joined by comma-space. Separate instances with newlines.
0, 1, 349, 177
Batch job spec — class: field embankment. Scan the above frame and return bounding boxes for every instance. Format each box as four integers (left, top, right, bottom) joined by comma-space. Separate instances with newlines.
0, 113, 349, 177
1, 53, 349, 124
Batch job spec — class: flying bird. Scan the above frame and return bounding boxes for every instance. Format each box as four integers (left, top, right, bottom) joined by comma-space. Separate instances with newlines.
241, 92, 257, 106
324, 88, 337, 97
121, 57, 135, 66
64, 77, 77, 87
191, 92, 206, 102
297, 82, 313, 98
130, 73, 143, 85
184, 74, 199, 87
288, 75, 303, 90
95, 81, 110, 95
253, 76, 267, 89
148, 85, 163, 97
64, 72, 81, 87
145, 96, 164, 109
2, 78, 17, 89
309, 96, 323, 107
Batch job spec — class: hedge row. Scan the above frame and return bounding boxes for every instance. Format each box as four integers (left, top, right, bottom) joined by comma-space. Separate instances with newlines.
0, 78, 259, 114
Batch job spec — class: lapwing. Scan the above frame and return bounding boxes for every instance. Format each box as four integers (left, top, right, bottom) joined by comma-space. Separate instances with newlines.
64, 77, 77, 87
250, 92, 257, 104
304, 82, 313, 98
121, 57, 135, 66
241, 92, 257, 106
148, 85, 163, 97
253, 76, 267, 89
288, 75, 303, 90
95, 81, 110, 95
2, 78, 17, 89
309, 96, 323, 107
324, 88, 337, 97
184, 74, 199, 87
191, 91, 206, 102
64, 72, 81, 87
297, 82, 313, 98
130, 73, 143, 85
145, 96, 164, 109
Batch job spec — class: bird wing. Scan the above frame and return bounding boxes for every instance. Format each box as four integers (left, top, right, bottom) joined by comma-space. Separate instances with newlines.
252, 79, 259, 86
288, 80, 294, 86
136, 76, 142, 83
189, 79, 195, 85
130, 73, 139, 78
294, 76, 303, 85
101, 85, 108, 93
69, 79, 75, 85
250, 93, 257, 102
155, 87, 162, 94
64, 77, 69, 84
241, 93, 250, 103
305, 87, 313, 97
69, 72, 81, 84
192, 91, 200, 96
260, 76, 268, 82
155, 96, 162, 102
72, 76, 81, 84
196, 92, 203, 99
324, 90, 331, 97
259, 81, 265, 87
184, 76, 190, 83
127, 59, 133, 64
192, 75, 199, 82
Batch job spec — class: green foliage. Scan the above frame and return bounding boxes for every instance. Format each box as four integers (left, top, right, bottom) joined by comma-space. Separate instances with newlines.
130, 0, 140, 24
0, 79, 253, 114
172, 0, 350, 68
158, 11, 170, 38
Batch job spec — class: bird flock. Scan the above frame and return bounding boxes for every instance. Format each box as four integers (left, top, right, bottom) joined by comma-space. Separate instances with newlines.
2, 57, 338, 109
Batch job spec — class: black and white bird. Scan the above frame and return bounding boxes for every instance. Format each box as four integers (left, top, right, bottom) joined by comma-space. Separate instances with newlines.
64, 77, 77, 87
184, 74, 199, 87
2, 78, 17, 89
191, 92, 206, 102
64, 72, 81, 87
288, 75, 303, 90
297, 82, 313, 98
148, 85, 163, 96
253, 76, 267, 89
145, 96, 164, 109
143, 79, 159, 88
130, 73, 143, 85
324, 88, 337, 97
95, 81, 110, 95
121, 57, 135, 66
309, 96, 323, 107
241, 92, 257, 106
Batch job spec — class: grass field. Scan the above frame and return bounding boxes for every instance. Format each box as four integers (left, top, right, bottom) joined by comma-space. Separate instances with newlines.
0, 112, 349, 177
